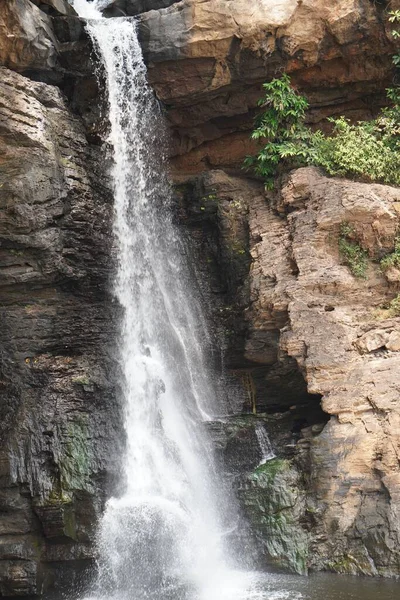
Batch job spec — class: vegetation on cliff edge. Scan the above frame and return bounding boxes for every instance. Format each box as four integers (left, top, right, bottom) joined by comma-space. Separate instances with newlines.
245, 12, 400, 190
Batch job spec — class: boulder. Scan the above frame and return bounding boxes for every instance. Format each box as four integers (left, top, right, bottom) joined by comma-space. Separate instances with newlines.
0, 0, 58, 72
30, 0, 77, 16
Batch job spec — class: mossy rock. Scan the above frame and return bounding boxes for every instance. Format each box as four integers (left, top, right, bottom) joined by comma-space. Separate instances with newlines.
239, 457, 309, 575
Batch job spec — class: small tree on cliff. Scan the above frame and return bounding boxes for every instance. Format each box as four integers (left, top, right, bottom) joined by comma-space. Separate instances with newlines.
245, 78, 400, 189
245, 12, 400, 189
243, 74, 313, 189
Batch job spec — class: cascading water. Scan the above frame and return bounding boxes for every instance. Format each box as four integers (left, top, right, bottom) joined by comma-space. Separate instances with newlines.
255, 423, 275, 465
71, 2, 252, 599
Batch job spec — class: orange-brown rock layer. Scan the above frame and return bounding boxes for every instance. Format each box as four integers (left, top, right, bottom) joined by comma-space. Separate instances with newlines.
135, 0, 400, 174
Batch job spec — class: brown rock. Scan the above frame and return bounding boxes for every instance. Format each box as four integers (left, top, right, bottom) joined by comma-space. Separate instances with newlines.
248, 167, 400, 575
135, 0, 396, 171
387, 330, 400, 352
187, 167, 400, 575
0, 0, 58, 72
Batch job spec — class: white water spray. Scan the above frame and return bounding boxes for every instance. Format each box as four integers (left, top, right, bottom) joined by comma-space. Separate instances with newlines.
71, 2, 251, 599
255, 423, 275, 465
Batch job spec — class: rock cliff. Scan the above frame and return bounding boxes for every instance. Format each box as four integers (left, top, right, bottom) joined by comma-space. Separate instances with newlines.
138, 0, 398, 173
185, 167, 400, 575
0, 4, 122, 592
1, 0, 400, 594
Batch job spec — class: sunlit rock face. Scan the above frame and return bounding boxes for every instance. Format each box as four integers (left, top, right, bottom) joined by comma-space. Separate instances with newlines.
135, 0, 398, 174
0, 0, 59, 72
184, 167, 400, 576
49, 0, 398, 172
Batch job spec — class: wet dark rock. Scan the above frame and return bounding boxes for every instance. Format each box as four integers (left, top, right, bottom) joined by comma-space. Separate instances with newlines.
103, 0, 180, 17
238, 458, 310, 575
30, 0, 77, 17
0, 67, 122, 595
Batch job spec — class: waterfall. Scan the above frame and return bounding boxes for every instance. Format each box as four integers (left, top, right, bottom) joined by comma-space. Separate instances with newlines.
255, 423, 275, 465
70, 2, 251, 599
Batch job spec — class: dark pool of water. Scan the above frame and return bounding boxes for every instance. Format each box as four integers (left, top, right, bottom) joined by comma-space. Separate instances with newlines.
42, 568, 400, 600
252, 571, 400, 600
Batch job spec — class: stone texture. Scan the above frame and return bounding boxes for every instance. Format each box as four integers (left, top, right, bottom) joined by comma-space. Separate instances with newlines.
0, 0, 58, 72
134, 0, 398, 174
189, 167, 400, 576
0, 67, 121, 595
103, 0, 180, 17
31, 0, 77, 16
56, 0, 398, 174
238, 458, 309, 575
270, 169, 400, 576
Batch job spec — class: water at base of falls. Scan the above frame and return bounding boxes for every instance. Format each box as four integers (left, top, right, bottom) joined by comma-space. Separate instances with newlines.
71, 2, 252, 600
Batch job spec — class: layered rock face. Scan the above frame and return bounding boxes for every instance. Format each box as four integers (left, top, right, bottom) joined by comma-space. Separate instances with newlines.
185, 168, 400, 575
1, 0, 400, 594
0, 3, 122, 594
136, 0, 398, 173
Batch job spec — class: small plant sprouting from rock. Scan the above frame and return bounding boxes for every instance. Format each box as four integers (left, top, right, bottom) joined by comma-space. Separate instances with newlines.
243, 73, 310, 190
388, 294, 400, 316
389, 10, 400, 68
375, 294, 400, 319
338, 222, 368, 279
380, 237, 400, 271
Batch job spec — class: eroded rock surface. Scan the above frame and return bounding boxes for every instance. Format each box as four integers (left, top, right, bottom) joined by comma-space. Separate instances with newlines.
187, 167, 400, 575
0, 0, 59, 73
0, 67, 121, 595
50, 0, 398, 174
136, 0, 398, 173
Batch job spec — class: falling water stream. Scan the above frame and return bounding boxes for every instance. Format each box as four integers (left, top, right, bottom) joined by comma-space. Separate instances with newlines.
71, 2, 251, 600
255, 423, 275, 465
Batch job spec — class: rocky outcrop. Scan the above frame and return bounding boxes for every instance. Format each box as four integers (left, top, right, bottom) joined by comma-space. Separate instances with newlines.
187, 167, 400, 576
54, 1, 398, 173
135, 0, 399, 174
31, 0, 77, 17
0, 0, 59, 73
0, 66, 121, 595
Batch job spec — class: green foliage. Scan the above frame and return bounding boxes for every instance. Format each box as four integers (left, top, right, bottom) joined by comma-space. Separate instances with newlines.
338, 223, 368, 279
378, 294, 400, 319
381, 237, 400, 271
243, 74, 311, 189
72, 375, 90, 386
315, 117, 400, 185
387, 294, 400, 317
246, 17, 400, 189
